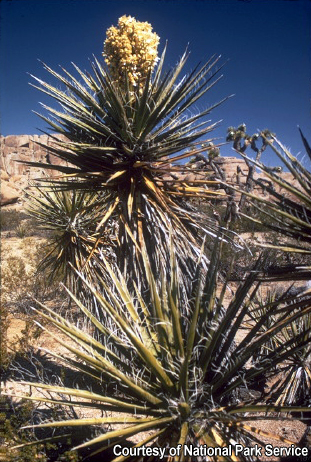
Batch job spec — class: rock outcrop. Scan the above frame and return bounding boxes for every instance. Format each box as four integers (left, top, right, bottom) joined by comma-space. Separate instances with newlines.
1, 134, 67, 206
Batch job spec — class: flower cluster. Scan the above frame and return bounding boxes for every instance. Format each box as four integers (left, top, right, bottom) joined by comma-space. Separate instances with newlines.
103, 15, 160, 86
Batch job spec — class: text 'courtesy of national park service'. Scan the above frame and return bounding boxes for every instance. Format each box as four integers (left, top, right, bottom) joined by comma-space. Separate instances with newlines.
113, 443, 309, 459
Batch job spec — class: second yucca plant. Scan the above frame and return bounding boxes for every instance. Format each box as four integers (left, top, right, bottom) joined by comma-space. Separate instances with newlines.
269, 306, 311, 408
7, 241, 311, 461
27, 184, 116, 290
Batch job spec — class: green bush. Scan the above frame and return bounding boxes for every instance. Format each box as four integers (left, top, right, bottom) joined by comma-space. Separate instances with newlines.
2, 398, 82, 462
0, 210, 25, 231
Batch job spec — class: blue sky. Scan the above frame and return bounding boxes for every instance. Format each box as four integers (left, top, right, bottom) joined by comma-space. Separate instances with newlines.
1, 0, 310, 166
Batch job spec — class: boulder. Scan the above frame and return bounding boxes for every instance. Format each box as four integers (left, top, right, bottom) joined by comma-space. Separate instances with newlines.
10, 175, 23, 183
4, 135, 18, 147
1, 170, 10, 181
1, 181, 20, 206
17, 135, 31, 148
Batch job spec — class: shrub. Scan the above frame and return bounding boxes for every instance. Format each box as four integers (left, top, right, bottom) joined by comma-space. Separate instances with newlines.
15, 224, 29, 239
0, 210, 25, 231
2, 397, 83, 462
1, 250, 62, 314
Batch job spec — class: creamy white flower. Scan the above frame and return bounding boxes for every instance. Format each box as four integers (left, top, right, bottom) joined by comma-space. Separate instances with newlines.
103, 15, 160, 87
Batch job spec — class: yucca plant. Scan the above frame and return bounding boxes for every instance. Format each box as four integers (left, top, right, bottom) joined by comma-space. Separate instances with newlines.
27, 184, 115, 290
242, 289, 279, 365
243, 286, 311, 392
5, 241, 311, 462
245, 289, 311, 426
24, 15, 231, 280
268, 305, 311, 409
